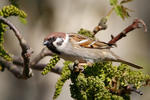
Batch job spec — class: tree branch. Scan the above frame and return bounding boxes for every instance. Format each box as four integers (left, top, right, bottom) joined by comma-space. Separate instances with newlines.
0, 16, 32, 78
30, 47, 54, 67
12, 56, 63, 75
108, 19, 147, 45
93, 17, 108, 35
0, 56, 62, 77
0, 57, 22, 78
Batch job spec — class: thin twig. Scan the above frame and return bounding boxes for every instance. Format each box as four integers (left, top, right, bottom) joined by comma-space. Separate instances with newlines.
108, 19, 147, 45
0, 57, 22, 78
32, 63, 63, 74
0, 57, 62, 77
93, 17, 108, 35
0, 16, 32, 78
126, 85, 143, 95
30, 47, 54, 67
92, 8, 115, 36
1, 56, 62, 75
12, 55, 62, 74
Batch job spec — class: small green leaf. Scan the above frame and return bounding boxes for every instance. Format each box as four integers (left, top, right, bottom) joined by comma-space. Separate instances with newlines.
120, 0, 133, 4
109, 0, 118, 5
121, 6, 130, 18
114, 5, 124, 19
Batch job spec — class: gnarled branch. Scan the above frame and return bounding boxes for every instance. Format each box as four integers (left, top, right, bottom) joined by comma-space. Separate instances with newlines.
30, 47, 54, 67
0, 16, 32, 78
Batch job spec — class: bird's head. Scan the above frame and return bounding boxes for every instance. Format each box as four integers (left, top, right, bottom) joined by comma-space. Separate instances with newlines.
43, 32, 66, 54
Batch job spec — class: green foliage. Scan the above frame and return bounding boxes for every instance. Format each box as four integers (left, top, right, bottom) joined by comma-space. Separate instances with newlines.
110, 0, 118, 5
0, 23, 7, 44
53, 61, 72, 99
0, 4, 27, 61
120, 0, 133, 4
0, 5, 27, 18
52, 14, 150, 100
0, 22, 12, 61
53, 61, 150, 100
41, 55, 60, 75
109, 0, 134, 19
0, 45, 12, 61
78, 28, 94, 38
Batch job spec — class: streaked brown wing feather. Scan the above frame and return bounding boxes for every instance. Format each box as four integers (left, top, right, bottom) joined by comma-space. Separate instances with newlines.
89, 41, 110, 49
69, 33, 111, 49
69, 33, 87, 42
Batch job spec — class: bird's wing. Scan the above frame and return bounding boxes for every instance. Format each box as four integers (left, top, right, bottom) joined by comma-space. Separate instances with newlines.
69, 33, 111, 49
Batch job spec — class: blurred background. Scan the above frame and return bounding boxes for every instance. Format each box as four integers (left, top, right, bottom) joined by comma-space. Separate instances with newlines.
0, 0, 150, 100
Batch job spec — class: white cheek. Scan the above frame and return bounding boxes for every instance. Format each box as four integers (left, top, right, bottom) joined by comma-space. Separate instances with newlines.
53, 41, 57, 47
57, 34, 69, 50
53, 38, 63, 47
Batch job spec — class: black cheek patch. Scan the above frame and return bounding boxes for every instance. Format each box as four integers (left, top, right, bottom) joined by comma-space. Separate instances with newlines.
46, 37, 61, 55
57, 39, 64, 46
47, 43, 61, 55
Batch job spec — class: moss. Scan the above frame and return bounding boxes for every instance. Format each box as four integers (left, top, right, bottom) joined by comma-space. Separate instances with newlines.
41, 55, 60, 75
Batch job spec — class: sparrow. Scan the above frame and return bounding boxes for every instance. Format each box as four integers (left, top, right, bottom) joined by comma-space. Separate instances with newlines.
43, 32, 143, 69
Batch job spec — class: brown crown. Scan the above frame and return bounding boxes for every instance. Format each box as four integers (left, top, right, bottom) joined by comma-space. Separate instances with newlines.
44, 32, 66, 41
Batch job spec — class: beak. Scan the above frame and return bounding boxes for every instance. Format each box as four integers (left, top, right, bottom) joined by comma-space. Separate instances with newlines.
43, 40, 49, 45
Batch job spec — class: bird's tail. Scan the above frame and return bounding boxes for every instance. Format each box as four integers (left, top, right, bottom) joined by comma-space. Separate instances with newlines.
115, 58, 143, 69
102, 50, 143, 69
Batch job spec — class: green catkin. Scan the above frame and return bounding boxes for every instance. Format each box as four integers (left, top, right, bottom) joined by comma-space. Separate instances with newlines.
53, 61, 72, 99
0, 5, 27, 18
52, 28, 150, 100
53, 61, 150, 100
41, 55, 60, 75
0, 5, 27, 61
0, 23, 11, 61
